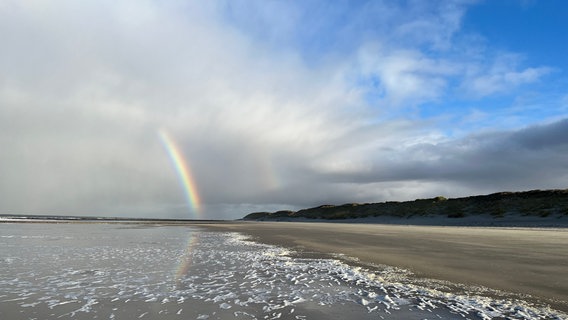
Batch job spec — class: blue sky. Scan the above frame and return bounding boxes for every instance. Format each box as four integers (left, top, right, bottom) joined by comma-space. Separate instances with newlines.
0, 0, 567, 219
464, 0, 567, 66
460, 1, 568, 123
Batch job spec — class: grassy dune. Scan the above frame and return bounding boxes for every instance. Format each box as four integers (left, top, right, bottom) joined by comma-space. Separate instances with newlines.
244, 189, 568, 221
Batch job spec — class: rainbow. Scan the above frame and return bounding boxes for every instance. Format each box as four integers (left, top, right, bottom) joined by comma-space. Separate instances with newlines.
158, 130, 201, 217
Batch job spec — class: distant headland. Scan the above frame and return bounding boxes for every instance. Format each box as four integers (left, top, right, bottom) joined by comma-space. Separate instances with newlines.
243, 189, 568, 227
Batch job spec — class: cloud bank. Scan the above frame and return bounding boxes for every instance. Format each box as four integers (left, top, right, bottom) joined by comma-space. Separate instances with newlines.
0, 1, 566, 219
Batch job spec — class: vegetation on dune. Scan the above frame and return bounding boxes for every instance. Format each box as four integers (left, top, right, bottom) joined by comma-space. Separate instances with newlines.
243, 189, 568, 221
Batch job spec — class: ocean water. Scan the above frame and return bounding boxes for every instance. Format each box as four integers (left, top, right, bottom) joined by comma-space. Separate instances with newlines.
0, 223, 564, 320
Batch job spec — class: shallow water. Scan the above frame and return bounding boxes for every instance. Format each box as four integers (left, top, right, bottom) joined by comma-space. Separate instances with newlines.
0, 223, 564, 319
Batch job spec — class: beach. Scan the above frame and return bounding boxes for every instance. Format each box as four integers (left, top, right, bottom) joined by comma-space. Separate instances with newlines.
2, 221, 567, 319
1, 222, 474, 319
202, 221, 568, 312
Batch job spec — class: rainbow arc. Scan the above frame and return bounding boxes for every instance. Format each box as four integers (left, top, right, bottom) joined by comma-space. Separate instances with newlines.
158, 130, 201, 217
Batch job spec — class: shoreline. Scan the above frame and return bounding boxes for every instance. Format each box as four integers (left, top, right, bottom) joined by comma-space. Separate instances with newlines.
2, 213, 568, 228
198, 221, 568, 312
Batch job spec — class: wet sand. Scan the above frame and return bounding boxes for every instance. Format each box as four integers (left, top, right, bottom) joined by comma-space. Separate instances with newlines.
201, 221, 568, 311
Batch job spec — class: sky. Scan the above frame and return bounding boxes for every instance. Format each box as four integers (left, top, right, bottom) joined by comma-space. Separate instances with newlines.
1, 0, 567, 220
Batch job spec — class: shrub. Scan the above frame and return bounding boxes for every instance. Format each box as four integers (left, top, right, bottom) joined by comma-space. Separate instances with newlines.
434, 196, 448, 202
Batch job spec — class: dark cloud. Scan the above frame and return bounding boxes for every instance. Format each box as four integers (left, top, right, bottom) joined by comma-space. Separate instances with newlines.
512, 118, 568, 150
321, 119, 568, 196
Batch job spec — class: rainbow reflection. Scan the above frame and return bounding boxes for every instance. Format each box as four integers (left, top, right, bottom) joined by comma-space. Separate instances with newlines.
174, 232, 200, 288
158, 130, 201, 216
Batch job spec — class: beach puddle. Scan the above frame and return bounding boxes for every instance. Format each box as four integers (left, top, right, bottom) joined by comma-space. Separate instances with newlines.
0, 223, 565, 319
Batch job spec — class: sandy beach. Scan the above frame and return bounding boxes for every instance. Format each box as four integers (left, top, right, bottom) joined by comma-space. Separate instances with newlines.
3, 221, 567, 319
201, 221, 568, 312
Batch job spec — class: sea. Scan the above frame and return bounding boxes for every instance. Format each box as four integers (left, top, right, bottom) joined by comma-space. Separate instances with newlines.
0, 223, 565, 320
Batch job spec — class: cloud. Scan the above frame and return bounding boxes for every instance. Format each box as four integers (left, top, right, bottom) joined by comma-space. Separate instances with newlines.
462, 53, 552, 96
356, 46, 459, 107
326, 118, 568, 193
0, 1, 563, 219
0, 0, 373, 218
219, 0, 471, 60
237, 118, 568, 208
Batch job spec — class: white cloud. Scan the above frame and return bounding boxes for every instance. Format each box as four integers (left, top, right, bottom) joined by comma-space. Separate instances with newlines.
391, 0, 468, 50
0, 0, 564, 219
463, 53, 552, 96
0, 0, 378, 218
357, 47, 459, 107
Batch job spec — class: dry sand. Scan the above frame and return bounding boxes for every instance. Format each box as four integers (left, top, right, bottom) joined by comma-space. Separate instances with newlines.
201, 221, 568, 311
